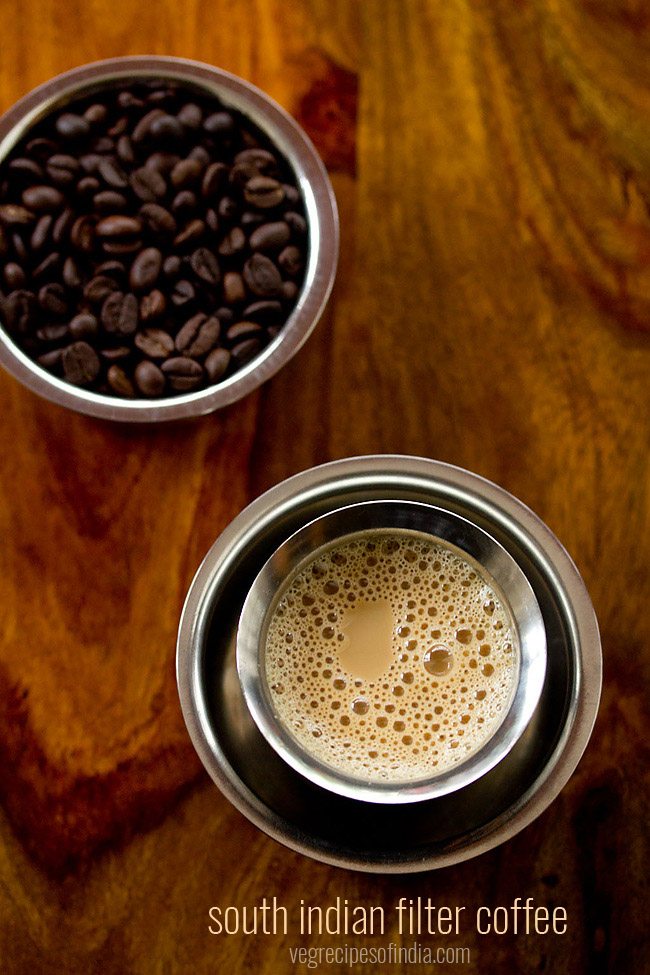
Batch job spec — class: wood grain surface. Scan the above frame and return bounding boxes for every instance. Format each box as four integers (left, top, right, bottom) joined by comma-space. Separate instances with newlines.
0, 1, 648, 972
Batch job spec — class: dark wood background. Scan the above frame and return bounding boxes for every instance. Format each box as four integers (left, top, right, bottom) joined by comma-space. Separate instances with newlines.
0, 1, 648, 972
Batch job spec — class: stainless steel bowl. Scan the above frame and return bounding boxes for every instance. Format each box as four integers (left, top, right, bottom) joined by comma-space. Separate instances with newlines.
177, 456, 602, 872
237, 500, 547, 803
0, 57, 339, 421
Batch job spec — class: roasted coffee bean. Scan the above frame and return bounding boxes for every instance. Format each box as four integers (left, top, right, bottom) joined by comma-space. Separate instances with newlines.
1, 289, 35, 334
37, 323, 69, 343
101, 346, 131, 361
134, 359, 165, 396
132, 108, 165, 143
0, 80, 307, 399
216, 306, 234, 325
11, 232, 28, 264
37, 348, 63, 369
204, 112, 234, 136
175, 313, 221, 357
52, 207, 75, 244
235, 147, 277, 169
62, 256, 82, 288
130, 166, 166, 202
107, 364, 135, 397
172, 190, 197, 214
230, 148, 277, 186
171, 158, 203, 188
102, 239, 142, 256
4, 263, 26, 289
188, 145, 211, 166
95, 190, 129, 211
46, 154, 79, 186
96, 259, 126, 281
25, 137, 57, 159
95, 138, 115, 156
56, 113, 90, 140
218, 226, 245, 257
69, 312, 98, 339
0, 204, 35, 225
241, 211, 263, 229
70, 215, 96, 251
9, 157, 44, 180
249, 221, 290, 252
226, 320, 262, 342
38, 283, 68, 316
283, 280, 298, 301
175, 312, 205, 350
163, 255, 181, 277
77, 176, 101, 197
79, 153, 102, 173
284, 210, 307, 237
84, 275, 119, 304
94, 137, 115, 154
223, 271, 246, 305
244, 176, 285, 209
135, 327, 174, 358
118, 90, 145, 110
171, 279, 195, 306
101, 291, 138, 335
62, 341, 100, 384
147, 88, 175, 106
190, 247, 220, 285
243, 253, 283, 297
96, 214, 142, 238
283, 184, 301, 206
116, 135, 135, 164
33, 252, 61, 280
98, 157, 129, 188
145, 151, 180, 174
161, 356, 204, 390
185, 315, 221, 357
129, 247, 162, 291
149, 113, 184, 142
243, 300, 284, 323
84, 103, 107, 125
217, 196, 239, 221
174, 219, 204, 248
205, 346, 230, 382
205, 208, 219, 232
201, 161, 228, 198
278, 244, 303, 276
31, 214, 53, 251
231, 336, 262, 365
140, 202, 176, 236
178, 103, 202, 129
140, 289, 166, 321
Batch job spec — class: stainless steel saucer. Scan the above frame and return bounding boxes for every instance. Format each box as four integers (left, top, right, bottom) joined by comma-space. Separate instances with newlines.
237, 500, 547, 804
176, 456, 601, 872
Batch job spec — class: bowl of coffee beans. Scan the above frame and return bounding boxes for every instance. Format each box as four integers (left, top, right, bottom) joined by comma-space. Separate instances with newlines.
0, 57, 338, 420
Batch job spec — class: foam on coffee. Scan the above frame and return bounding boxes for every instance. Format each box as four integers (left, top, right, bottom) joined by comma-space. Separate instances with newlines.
264, 530, 519, 783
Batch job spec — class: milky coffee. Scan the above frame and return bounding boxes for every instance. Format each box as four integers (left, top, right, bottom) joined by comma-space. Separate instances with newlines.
265, 530, 519, 783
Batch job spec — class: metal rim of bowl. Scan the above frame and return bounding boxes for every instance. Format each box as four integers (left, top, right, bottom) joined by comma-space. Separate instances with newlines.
176, 455, 602, 872
0, 56, 339, 421
236, 499, 547, 804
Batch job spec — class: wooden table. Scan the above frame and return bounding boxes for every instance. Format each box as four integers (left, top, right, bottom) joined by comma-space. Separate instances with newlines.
0, 1, 648, 972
